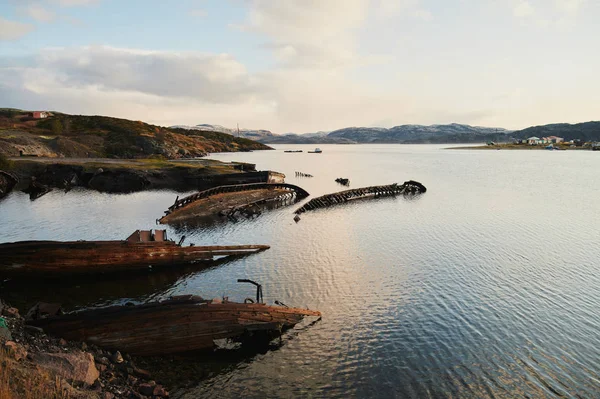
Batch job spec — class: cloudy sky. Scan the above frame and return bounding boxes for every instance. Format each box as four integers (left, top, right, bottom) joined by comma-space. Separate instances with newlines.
0, 0, 598, 133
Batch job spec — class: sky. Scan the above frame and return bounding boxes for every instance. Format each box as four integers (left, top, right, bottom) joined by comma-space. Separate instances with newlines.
0, 0, 598, 133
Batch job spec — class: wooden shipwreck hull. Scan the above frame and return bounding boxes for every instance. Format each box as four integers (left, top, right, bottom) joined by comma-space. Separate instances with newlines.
158, 182, 310, 226
161, 183, 310, 218
27, 295, 321, 356
294, 180, 427, 215
0, 230, 269, 275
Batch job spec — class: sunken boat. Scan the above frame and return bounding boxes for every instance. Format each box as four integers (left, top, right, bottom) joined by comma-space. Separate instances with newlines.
294, 180, 427, 215
26, 280, 322, 356
159, 183, 310, 226
0, 229, 269, 275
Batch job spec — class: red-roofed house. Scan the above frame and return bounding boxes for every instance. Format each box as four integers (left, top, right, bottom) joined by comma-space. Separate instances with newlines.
32, 111, 49, 119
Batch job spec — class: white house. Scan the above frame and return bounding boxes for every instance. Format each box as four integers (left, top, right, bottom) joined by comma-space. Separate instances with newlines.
527, 136, 541, 145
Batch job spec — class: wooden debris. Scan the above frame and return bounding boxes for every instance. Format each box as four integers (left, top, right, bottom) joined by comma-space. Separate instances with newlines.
335, 178, 350, 186
294, 180, 427, 215
295, 172, 313, 177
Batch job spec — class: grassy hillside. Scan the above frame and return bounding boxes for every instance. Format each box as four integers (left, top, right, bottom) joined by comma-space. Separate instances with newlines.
0, 109, 271, 158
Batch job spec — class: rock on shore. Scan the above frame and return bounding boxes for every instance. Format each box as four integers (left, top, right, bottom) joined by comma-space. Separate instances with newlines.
0, 170, 18, 199
0, 299, 170, 398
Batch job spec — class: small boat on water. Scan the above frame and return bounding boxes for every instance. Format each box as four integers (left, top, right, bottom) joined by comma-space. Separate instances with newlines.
284, 150, 303, 153
308, 148, 322, 153
26, 280, 321, 356
0, 230, 269, 275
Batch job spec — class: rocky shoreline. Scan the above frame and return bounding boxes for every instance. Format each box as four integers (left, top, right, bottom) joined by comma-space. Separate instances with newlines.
1, 299, 170, 399
6, 158, 262, 195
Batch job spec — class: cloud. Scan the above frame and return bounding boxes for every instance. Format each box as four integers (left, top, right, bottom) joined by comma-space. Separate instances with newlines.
239, 0, 369, 68
21, 46, 258, 102
554, 0, 587, 15
0, 46, 277, 129
513, 1, 535, 17
22, 4, 56, 22
189, 9, 207, 18
1, 41, 597, 133
49, 0, 99, 5
508, 0, 588, 26
1, 1, 598, 133
0, 44, 408, 132
0, 17, 34, 40
412, 9, 433, 20
375, 0, 433, 20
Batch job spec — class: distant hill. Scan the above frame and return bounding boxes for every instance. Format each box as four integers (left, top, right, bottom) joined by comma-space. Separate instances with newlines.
175, 122, 514, 144
173, 124, 276, 141
327, 124, 511, 143
242, 123, 512, 144
512, 121, 600, 142
259, 132, 355, 145
175, 125, 349, 144
0, 110, 271, 158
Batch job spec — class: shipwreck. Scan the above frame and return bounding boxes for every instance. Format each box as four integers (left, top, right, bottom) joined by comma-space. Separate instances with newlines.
159, 182, 310, 225
26, 280, 322, 356
0, 229, 269, 275
294, 180, 427, 215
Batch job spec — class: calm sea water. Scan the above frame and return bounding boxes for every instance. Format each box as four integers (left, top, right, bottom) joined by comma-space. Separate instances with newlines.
1, 144, 599, 398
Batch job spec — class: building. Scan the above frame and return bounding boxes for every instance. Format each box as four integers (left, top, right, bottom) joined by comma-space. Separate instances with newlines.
527, 136, 541, 145
547, 136, 564, 144
32, 111, 49, 119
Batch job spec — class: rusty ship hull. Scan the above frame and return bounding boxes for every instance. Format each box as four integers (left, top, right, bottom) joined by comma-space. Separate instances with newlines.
27, 296, 321, 356
0, 230, 269, 275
